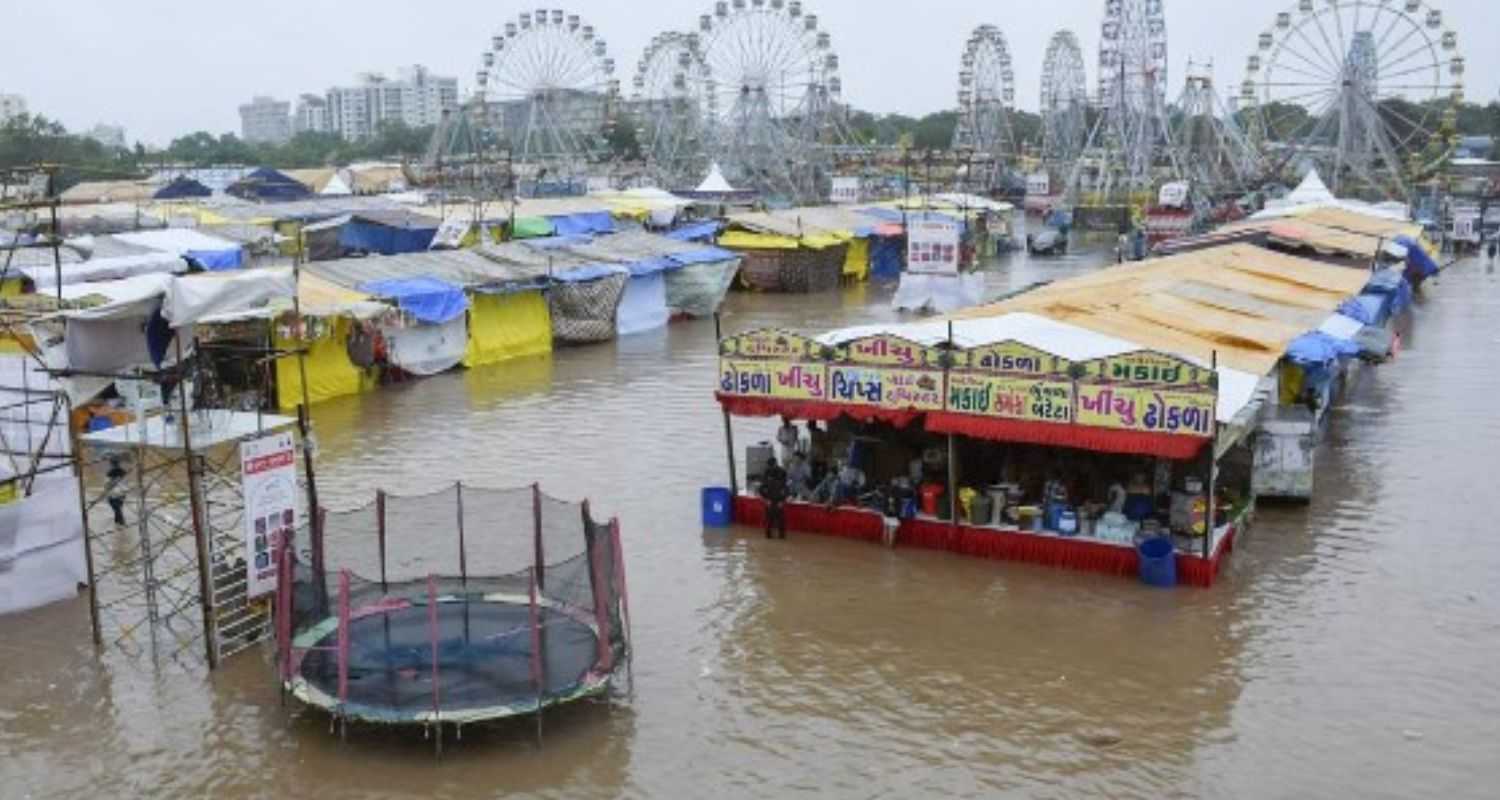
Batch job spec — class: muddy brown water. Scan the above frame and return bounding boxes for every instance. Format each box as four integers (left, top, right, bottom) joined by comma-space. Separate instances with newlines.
2, 246, 1497, 799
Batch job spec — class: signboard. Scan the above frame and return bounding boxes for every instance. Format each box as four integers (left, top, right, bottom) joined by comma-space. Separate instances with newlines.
718, 360, 826, 401
719, 329, 821, 361
834, 334, 944, 368
1075, 385, 1215, 436
829, 366, 945, 412
961, 341, 1070, 376
1157, 181, 1190, 209
948, 373, 1074, 422
906, 219, 961, 275
1026, 172, 1051, 197
830, 176, 863, 205
1083, 351, 1214, 390
240, 432, 298, 598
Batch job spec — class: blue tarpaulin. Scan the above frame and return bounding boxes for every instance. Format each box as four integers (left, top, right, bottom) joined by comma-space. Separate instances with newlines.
547, 212, 616, 237
227, 167, 313, 202
1337, 297, 1375, 325
665, 221, 722, 242
154, 176, 212, 200
870, 237, 904, 281
521, 234, 593, 250
185, 248, 244, 271
626, 256, 681, 277
1396, 235, 1438, 279
1286, 331, 1362, 368
339, 219, 438, 255
359, 276, 470, 324
553, 264, 629, 284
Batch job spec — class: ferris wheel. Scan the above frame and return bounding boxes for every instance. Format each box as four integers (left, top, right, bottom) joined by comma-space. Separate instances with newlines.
1098, 0, 1169, 112
692, 0, 842, 201
475, 9, 621, 170
633, 32, 715, 188
1040, 31, 1089, 167
1242, 0, 1463, 200
953, 25, 1018, 177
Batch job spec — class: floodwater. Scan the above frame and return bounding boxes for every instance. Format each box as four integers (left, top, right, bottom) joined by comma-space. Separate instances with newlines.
3, 243, 1498, 799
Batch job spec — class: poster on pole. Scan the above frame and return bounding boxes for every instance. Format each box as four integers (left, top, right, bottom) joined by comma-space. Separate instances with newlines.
830, 176, 863, 205
906, 218, 961, 275
240, 432, 297, 598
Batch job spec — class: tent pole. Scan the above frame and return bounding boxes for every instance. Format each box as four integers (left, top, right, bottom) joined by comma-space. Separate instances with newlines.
376, 489, 388, 592
1203, 351, 1219, 563
715, 314, 739, 497
947, 321, 959, 533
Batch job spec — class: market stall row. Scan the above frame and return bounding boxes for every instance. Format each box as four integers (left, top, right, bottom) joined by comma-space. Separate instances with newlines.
712, 241, 1394, 587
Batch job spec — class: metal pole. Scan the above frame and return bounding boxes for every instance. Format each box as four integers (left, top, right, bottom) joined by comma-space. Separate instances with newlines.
715, 314, 739, 497
428, 573, 442, 758
376, 489, 388, 592
176, 337, 218, 669
1204, 351, 1219, 563
70, 396, 102, 648
455, 481, 467, 586
532, 483, 544, 591
528, 564, 544, 748
947, 322, 959, 534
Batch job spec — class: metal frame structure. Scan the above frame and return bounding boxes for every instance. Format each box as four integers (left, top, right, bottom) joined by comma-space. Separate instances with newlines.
1170, 61, 1264, 210
474, 9, 622, 184
692, 0, 843, 202
1040, 31, 1090, 169
633, 31, 716, 189
953, 25, 1019, 193
1241, 0, 1463, 201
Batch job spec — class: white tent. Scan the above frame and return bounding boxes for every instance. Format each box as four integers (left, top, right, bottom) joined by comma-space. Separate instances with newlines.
1254, 168, 1410, 222
696, 163, 738, 194
321, 171, 353, 197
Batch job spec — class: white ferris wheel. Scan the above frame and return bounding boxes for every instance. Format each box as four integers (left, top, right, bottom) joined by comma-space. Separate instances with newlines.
1040, 30, 1089, 168
953, 24, 1018, 173
475, 9, 621, 170
633, 32, 716, 188
1242, 0, 1464, 199
691, 0, 842, 201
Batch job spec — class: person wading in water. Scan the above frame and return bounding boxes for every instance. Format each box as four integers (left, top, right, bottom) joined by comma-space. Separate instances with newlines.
759, 456, 789, 540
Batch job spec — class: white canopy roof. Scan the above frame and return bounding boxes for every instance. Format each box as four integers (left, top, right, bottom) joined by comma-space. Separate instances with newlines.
1254, 169, 1410, 222
696, 163, 738, 194
114, 228, 243, 257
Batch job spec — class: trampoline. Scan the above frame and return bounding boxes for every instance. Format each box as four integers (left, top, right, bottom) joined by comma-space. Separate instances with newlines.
275, 485, 631, 738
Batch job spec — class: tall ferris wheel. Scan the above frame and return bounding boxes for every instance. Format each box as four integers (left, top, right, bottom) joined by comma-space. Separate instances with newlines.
1241, 0, 1464, 200
952, 24, 1018, 188
690, 0, 843, 202
1040, 30, 1089, 168
474, 10, 621, 173
633, 31, 715, 188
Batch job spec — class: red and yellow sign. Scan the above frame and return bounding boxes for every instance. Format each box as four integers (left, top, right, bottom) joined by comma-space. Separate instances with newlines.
1075, 384, 1215, 436
719, 360, 827, 401
719, 329, 822, 361
828, 365, 945, 412
960, 341, 1070, 376
834, 334, 944, 369
947, 373, 1074, 423
1083, 350, 1213, 389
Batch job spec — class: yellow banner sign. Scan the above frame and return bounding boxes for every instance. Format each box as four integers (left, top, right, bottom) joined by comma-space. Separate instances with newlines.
1075, 384, 1215, 437
961, 341, 1070, 376
1084, 350, 1213, 389
834, 334, 944, 368
829, 366, 945, 411
947, 373, 1074, 423
720, 329, 821, 361
718, 359, 827, 401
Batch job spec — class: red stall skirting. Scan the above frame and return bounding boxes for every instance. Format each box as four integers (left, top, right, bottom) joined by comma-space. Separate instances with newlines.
732, 495, 1237, 587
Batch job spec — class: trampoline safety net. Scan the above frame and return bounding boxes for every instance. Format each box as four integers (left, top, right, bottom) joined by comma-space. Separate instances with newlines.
275, 485, 630, 728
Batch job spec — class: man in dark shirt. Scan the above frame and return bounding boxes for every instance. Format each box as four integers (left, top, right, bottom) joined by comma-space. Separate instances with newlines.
759, 456, 789, 540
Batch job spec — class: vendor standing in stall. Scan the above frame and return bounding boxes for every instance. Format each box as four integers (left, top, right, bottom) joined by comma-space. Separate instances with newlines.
776, 417, 800, 464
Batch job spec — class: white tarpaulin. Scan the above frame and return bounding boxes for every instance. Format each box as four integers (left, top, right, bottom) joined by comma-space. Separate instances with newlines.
891, 273, 986, 314
616, 272, 671, 336
0, 475, 87, 617
0, 355, 70, 483
162, 268, 296, 327
240, 432, 297, 598
22, 251, 188, 290
382, 316, 468, 376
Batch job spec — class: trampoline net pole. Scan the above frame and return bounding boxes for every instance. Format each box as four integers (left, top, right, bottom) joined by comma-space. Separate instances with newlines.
610, 518, 632, 664
428, 574, 441, 737
532, 483, 544, 592
528, 566, 543, 705
376, 490, 388, 593
455, 482, 467, 587
587, 521, 615, 674
337, 570, 350, 708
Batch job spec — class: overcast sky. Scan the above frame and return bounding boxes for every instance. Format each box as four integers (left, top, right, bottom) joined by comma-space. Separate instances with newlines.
4, 0, 1492, 146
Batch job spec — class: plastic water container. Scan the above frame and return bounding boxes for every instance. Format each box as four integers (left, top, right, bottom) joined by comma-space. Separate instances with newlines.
969, 494, 994, 526
1056, 508, 1079, 536
701, 486, 733, 528
1137, 537, 1177, 588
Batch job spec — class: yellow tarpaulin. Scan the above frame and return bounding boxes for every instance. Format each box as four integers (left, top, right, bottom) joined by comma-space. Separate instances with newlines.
462, 291, 553, 369
719, 230, 801, 250
842, 236, 870, 281
275, 317, 377, 410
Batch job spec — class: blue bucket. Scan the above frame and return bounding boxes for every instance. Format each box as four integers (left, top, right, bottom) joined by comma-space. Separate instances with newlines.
701, 486, 733, 528
1137, 537, 1177, 588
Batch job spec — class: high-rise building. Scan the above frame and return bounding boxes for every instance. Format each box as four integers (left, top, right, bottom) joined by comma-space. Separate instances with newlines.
325, 66, 458, 141
239, 96, 292, 144
0, 93, 27, 123
84, 124, 128, 150
292, 94, 330, 135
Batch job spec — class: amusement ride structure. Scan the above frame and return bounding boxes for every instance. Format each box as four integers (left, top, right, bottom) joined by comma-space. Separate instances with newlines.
1040, 31, 1090, 171
633, 32, 715, 189
1241, 0, 1464, 201
952, 25, 1019, 192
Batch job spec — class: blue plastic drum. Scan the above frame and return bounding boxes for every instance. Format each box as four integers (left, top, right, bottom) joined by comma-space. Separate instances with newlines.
701, 486, 733, 528
1137, 537, 1178, 588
